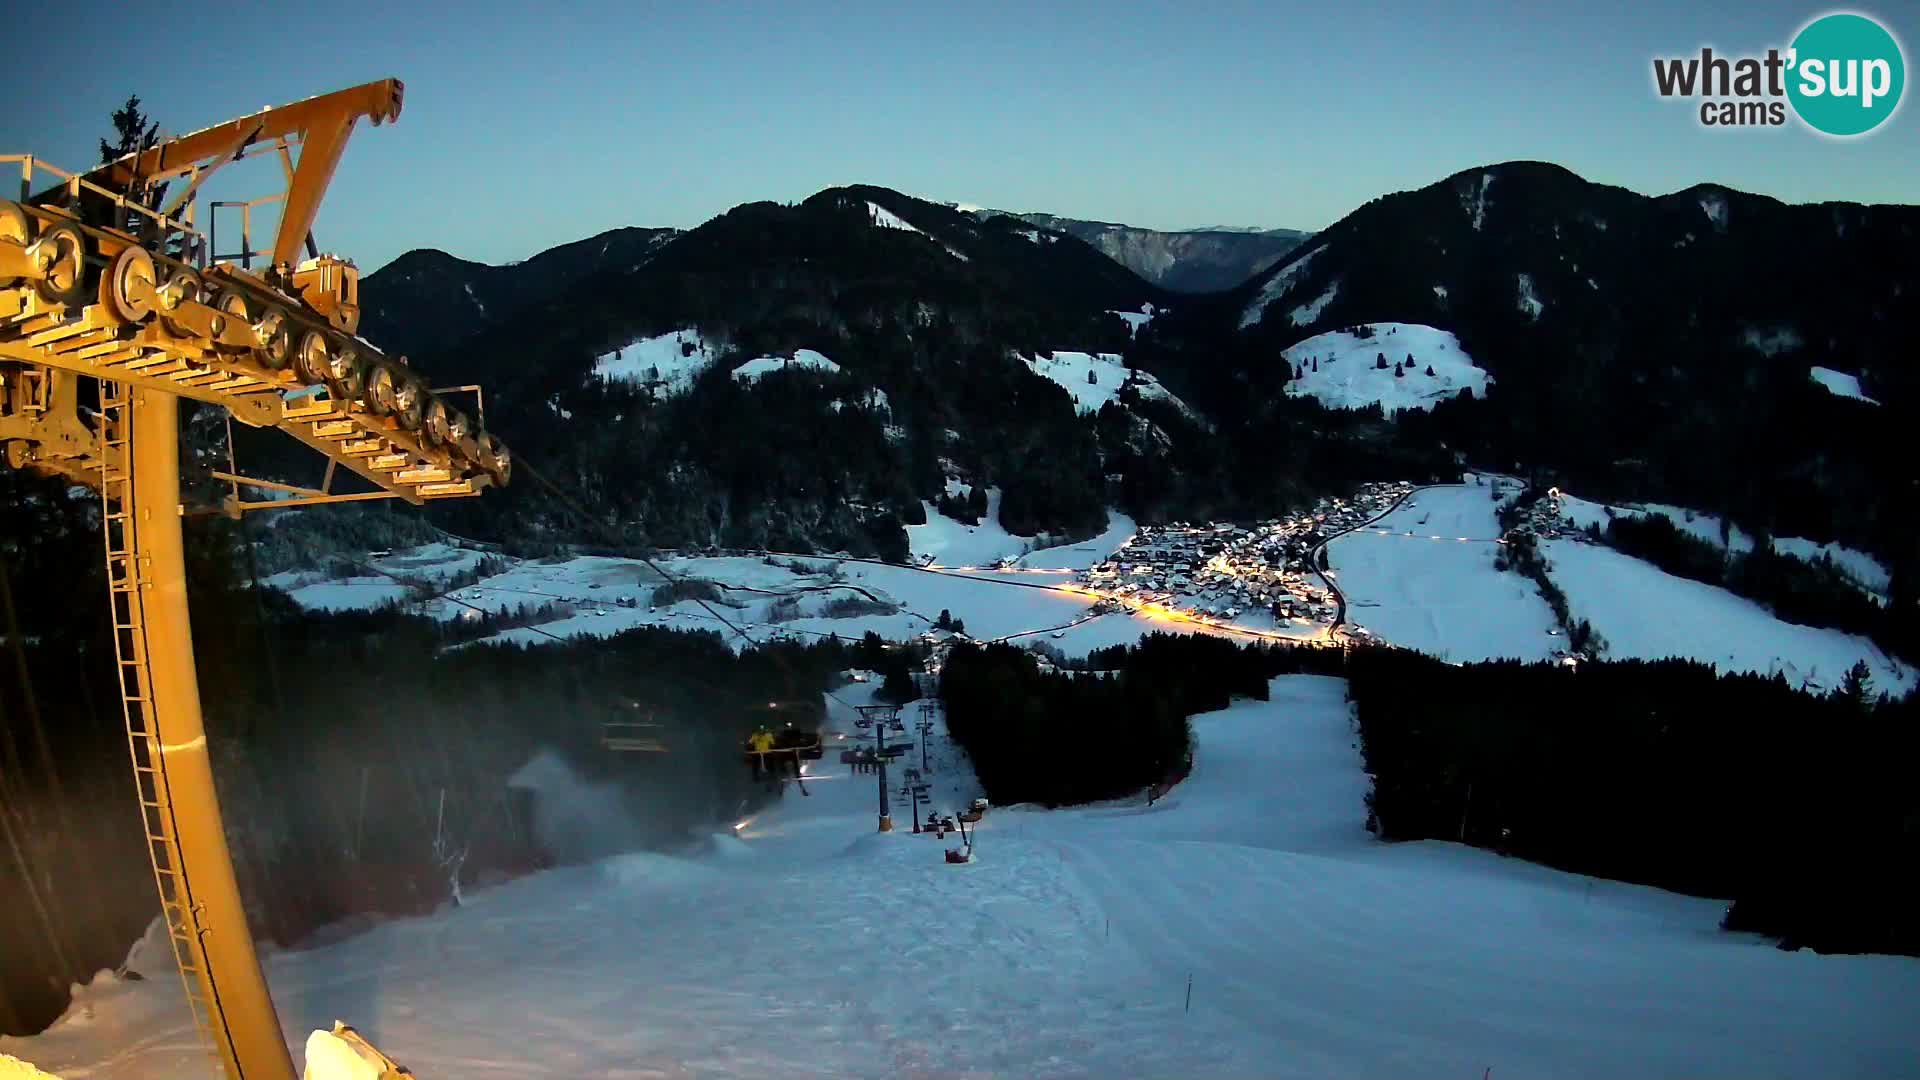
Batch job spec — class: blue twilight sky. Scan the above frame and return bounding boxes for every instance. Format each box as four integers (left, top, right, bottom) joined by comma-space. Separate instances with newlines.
2, 0, 1914, 273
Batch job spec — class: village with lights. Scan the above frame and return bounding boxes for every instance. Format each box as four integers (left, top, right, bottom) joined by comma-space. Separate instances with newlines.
1045, 481, 1422, 645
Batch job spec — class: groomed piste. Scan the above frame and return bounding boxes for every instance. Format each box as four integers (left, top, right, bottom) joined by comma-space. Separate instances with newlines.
8, 676, 1916, 1079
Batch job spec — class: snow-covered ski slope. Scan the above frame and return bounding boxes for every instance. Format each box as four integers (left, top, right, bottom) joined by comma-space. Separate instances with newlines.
9, 675, 1916, 1079
1327, 485, 1561, 662
1544, 539, 1912, 694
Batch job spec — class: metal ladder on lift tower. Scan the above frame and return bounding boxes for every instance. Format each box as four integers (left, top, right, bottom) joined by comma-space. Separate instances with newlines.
97, 381, 224, 1071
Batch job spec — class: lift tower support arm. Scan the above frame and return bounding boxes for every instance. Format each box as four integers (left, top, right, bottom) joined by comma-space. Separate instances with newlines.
126, 389, 293, 1080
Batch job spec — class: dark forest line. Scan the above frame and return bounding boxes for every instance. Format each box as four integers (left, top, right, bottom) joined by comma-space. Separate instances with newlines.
940, 633, 1918, 956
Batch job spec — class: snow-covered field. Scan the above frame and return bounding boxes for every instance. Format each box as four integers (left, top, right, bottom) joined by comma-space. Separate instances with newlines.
1108, 302, 1161, 337
258, 478, 1911, 694
1554, 493, 1891, 602
1328, 486, 1562, 662
907, 487, 1028, 567
1281, 323, 1490, 416
730, 349, 841, 383
591, 329, 717, 396
12, 676, 1916, 1079
1328, 483, 1913, 688
1542, 540, 1914, 695
262, 543, 498, 612
1809, 366, 1879, 406
591, 333, 845, 394
1015, 512, 1137, 571
907, 496, 1137, 574
1019, 351, 1190, 417
1555, 492, 1755, 551
1773, 537, 1891, 596
255, 518, 1172, 659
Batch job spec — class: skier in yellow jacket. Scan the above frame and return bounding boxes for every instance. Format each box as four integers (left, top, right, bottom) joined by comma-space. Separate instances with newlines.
748, 727, 775, 778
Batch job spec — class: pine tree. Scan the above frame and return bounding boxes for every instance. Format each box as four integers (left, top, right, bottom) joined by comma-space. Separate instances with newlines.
1395, 362, 1406, 378
880, 662, 919, 704
1425, 364, 1435, 377
99, 95, 169, 232
1087, 368, 1098, 385
100, 95, 159, 165
935, 608, 954, 630
1312, 357, 1319, 373
1839, 660, 1874, 710
1376, 353, 1388, 370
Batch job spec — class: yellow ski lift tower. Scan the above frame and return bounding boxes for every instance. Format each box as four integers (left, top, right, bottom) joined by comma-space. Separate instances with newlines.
0, 79, 508, 1080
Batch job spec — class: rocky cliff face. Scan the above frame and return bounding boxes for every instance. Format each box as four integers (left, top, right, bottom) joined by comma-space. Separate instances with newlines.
986, 212, 1309, 292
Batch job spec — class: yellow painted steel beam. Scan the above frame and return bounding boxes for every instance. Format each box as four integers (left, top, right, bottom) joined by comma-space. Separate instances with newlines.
223, 489, 413, 515
270, 109, 355, 270
276, 422, 426, 505
209, 470, 327, 498
72, 80, 404, 192
0, 340, 283, 429
127, 389, 297, 1080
